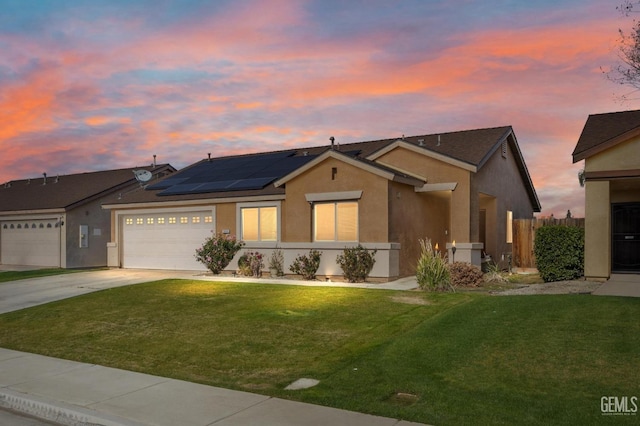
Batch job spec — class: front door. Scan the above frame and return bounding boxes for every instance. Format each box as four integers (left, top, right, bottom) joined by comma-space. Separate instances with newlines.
612, 203, 640, 273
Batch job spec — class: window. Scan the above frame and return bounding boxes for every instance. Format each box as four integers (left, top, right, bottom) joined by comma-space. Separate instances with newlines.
157, 217, 165, 224
125, 218, 133, 225
506, 210, 513, 243
192, 216, 200, 224
241, 206, 277, 241
147, 217, 154, 224
136, 218, 144, 225
169, 217, 176, 224
204, 216, 213, 223
180, 216, 188, 224
314, 202, 358, 241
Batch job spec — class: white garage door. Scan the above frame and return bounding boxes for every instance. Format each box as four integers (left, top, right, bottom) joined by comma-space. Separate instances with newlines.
1, 219, 61, 267
122, 211, 213, 270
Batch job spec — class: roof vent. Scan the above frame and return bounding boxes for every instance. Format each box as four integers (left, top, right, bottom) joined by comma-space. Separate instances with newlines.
437, 135, 441, 146
55, 175, 59, 183
303, 151, 309, 156
43, 173, 47, 185
330, 136, 335, 150
208, 153, 211, 161
418, 139, 425, 147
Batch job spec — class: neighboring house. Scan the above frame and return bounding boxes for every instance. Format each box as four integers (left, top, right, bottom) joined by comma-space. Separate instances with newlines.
103, 126, 540, 279
0, 165, 174, 268
572, 109, 640, 280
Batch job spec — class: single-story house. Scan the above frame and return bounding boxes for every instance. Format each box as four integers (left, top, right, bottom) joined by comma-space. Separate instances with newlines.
573, 109, 640, 280
0, 165, 174, 268
103, 126, 540, 279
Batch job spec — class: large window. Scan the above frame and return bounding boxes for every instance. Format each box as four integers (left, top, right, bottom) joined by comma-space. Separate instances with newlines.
314, 202, 358, 241
241, 206, 277, 241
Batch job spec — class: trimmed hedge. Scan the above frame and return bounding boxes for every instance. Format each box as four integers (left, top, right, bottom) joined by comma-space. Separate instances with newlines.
534, 226, 584, 282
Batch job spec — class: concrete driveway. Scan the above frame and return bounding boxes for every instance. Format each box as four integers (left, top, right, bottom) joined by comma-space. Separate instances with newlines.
0, 269, 205, 314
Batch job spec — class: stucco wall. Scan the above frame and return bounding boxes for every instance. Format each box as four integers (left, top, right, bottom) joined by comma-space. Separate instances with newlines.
583, 136, 640, 279
216, 203, 236, 235
585, 136, 640, 172
375, 146, 471, 244
388, 180, 450, 276
66, 198, 112, 268
474, 138, 536, 260
282, 157, 390, 243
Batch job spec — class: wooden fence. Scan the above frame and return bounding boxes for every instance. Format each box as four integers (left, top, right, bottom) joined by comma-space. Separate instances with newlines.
512, 218, 585, 269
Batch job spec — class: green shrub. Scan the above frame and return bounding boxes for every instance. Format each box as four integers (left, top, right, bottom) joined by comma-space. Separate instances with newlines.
195, 233, 244, 274
239, 251, 264, 277
416, 238, 452, 292
289, 249, 322, 280
336, 245, 377, 283
448, 261, 483, 287
534, 225, 584, 282
268, 247, 285, 276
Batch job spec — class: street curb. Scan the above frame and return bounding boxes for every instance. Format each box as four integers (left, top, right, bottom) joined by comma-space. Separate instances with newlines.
0, 388, 143, 426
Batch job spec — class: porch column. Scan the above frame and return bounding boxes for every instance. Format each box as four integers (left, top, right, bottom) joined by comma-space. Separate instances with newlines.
584, 180, 610, 280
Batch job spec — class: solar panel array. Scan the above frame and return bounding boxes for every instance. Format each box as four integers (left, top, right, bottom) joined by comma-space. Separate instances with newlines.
149, 150, 318, 196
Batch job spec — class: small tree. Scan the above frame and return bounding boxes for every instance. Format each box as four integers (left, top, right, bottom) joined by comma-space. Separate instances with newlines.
604, 2, 640, 95
336, 245, 377, 283
289, 249, 322, 280
195, 233, 244, 274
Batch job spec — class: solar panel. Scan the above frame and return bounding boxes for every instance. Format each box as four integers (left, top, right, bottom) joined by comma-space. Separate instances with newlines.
229, 176, 277, 190
146, 177, 190, 190
152, 150, 312, 196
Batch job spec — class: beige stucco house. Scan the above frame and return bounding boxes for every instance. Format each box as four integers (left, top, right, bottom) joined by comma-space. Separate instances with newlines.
103, 126, 540, 280
573, 109, 640, 280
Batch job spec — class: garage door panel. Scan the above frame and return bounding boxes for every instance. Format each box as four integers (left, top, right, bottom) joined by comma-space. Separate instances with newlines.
1, 220, 60, 267
122, 212, 213, 270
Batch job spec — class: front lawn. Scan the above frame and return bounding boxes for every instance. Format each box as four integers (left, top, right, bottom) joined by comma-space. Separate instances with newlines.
0, 280, 637, 425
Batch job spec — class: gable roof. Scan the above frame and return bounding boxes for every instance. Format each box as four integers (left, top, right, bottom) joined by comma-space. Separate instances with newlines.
104, 125, 537, 209
573, 109, 640, 162
273, 149, 424, 187
0, 165, 174, 213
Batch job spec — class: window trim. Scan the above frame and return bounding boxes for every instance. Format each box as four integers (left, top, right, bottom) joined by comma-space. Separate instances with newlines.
236, 201, 281, 242
313, 200, 359, 242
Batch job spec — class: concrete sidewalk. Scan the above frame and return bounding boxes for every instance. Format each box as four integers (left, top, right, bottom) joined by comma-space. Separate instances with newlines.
0, 348, 424, 426
592, 273, 640, 297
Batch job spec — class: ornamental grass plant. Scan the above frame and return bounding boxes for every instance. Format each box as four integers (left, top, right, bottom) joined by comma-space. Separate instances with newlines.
416, 238, 453, 292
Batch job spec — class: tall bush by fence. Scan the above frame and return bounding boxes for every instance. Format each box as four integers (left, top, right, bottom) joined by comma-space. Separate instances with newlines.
534, 226, 584, 282
512, 218, 584, 269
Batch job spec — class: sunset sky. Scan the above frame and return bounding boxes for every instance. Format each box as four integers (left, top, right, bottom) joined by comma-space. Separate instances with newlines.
0, 0, 636, 217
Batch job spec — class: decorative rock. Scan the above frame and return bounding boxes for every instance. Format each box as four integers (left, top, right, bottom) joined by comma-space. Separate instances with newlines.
284, 378, 320, 390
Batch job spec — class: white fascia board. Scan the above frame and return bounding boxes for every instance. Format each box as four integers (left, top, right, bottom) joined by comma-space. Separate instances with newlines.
102, 194, 286, 210
415, 182, 458, 192
0, 208, 65, 217
274, 150, 395, 187
305, 190, 363, 203
367, 141, 477, 172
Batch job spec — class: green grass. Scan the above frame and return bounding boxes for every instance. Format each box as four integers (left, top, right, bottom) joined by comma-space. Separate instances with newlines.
0, 280, 638, 425
0, 268, 93, 283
